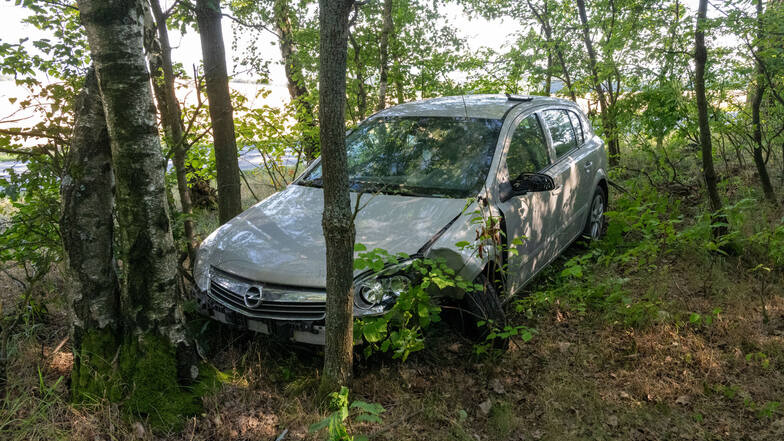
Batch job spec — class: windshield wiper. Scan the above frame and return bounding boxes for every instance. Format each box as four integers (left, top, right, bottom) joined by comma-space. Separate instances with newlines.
298, 177, 323, 188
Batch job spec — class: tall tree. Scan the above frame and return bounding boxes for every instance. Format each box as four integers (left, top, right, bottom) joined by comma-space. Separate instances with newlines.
694, 0, 723, 214
318, 0, 356, 396
376, 0, 393, 111
750, 0, 777, 204
74, 0, 197, 424
196, 0, 243, 224
146, 0, 197, 262
272, 0, 320, 161
576, 0, 619, 166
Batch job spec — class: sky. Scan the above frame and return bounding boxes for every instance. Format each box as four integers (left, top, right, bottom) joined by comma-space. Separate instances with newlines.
0, 1, 519, 83
0, 0, 734, 117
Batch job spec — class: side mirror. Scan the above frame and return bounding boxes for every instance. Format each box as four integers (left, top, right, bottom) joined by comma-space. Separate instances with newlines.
511, 173, 555, 194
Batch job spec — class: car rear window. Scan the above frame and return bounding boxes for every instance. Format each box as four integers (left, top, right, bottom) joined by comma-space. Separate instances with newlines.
542, 109, 577, 158
567, 110, 584, 145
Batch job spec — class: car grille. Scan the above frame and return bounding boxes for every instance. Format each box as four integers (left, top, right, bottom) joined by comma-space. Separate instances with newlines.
207, 268, 326, 321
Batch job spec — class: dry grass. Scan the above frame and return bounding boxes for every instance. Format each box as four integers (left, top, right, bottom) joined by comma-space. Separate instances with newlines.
2, 256, 783, 440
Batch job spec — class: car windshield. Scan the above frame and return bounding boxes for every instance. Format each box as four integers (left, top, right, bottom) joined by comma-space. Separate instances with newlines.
299, 116, 502, 198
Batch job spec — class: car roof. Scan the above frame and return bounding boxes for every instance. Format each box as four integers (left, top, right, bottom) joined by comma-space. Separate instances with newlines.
373, 94, 573, 120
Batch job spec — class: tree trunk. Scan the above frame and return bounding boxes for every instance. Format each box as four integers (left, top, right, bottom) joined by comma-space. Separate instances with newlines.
555, 47, 577, 102
376, 0, 393, 111
576, 0, 618, 166
147, 0, 197, 263
76, 0, 198, 426
196, 0, 243, 224
544, 49, 552, 96
392, 54, 405, 104
694, 0, 723, 214
349, 29, 367, 121
318, 0, 356, 397
61, 68, 121, 402
751, 0, 777, 204
274, 0, 319, 161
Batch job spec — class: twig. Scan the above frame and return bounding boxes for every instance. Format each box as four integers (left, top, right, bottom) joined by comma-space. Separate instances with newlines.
239, 169, 261, 203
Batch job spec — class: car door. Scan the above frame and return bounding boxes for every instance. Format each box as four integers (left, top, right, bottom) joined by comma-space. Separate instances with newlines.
540, 108, 589, 249
495, 112, 557, 294
567, 109, 601, 229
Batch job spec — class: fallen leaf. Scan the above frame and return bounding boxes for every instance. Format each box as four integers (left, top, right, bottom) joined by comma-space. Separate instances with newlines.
607, 415, 619, 427
479, 399, 492, 416
675, 395, 690, 405
490, 378, 505, 394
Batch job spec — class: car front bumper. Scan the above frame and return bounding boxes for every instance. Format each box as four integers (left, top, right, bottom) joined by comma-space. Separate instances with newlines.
195, 287, 328, 345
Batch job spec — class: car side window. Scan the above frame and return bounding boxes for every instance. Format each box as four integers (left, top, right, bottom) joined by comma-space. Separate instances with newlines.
542, 109, 577, 158
505, 114, 551, 179
567, 110, 584, 145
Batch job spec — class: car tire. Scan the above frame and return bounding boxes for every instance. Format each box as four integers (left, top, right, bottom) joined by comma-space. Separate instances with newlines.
582, 187, 607, 241
460, 273, 508, 350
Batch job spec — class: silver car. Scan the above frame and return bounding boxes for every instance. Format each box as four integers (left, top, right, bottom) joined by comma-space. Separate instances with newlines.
193, 94, 608, 344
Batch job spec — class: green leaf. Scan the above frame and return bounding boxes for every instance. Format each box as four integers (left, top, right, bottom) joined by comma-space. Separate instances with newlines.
362, 318, 388, 343
351, 400, 385, 415
354, 243, 367, 252
356, 413, 383, 424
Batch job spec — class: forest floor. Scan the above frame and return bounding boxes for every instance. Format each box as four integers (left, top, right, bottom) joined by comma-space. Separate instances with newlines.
2, 167, 784, 441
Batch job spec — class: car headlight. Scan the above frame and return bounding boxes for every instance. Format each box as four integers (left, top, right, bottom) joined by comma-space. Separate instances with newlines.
354, 261, 415, 311
193, 227, 223, 292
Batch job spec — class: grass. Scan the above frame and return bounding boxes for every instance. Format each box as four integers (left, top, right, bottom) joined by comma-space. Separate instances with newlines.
1, 157, 784, 440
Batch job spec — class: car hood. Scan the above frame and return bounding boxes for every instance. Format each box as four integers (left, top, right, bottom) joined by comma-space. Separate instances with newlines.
204, 184, 467, 288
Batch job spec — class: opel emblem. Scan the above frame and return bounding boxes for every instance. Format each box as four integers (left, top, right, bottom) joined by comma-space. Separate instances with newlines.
242, 285, 264, 309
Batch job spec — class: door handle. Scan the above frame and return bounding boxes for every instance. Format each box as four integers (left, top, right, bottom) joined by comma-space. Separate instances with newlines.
583, 161, 593, 169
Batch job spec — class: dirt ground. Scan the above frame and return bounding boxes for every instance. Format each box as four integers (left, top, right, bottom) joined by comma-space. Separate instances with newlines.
2, 241, 783, 441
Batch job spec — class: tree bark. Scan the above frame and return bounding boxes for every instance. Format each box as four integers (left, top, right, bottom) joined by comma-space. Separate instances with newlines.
349, 28, 367, 121
76, 0, 198, 424
147, 0, 197, 263
318, 0, 356, 397
694, 0, 723, 214
196, 0, 243, 224
376, 0, 393, 111
544, 49, 552, 96
751, 0, 777, 204
61, 68, 121, 401
274, 0, 319, 161
576, 0, 619, 165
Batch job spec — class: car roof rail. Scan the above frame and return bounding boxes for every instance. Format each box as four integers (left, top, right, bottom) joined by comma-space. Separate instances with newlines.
505, 93, 534, 102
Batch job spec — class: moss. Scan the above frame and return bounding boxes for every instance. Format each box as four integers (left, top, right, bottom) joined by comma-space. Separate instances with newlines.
71, 328, 124, 403
117, 334, 200, 430
73, 330, 219, 432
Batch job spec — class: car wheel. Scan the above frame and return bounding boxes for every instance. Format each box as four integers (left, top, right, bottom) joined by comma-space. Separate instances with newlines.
582, 187, 606, 241
460, 273, 508, 350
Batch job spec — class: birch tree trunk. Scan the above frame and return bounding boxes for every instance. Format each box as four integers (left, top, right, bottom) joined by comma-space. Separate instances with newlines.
147, 0, 197, 263
75, 0, 198, 426
196, 0, 243, 224
318, 0, 356, 396
274, 0, 320, 161
376, 0, 393, 111
694, 0, 723, 214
